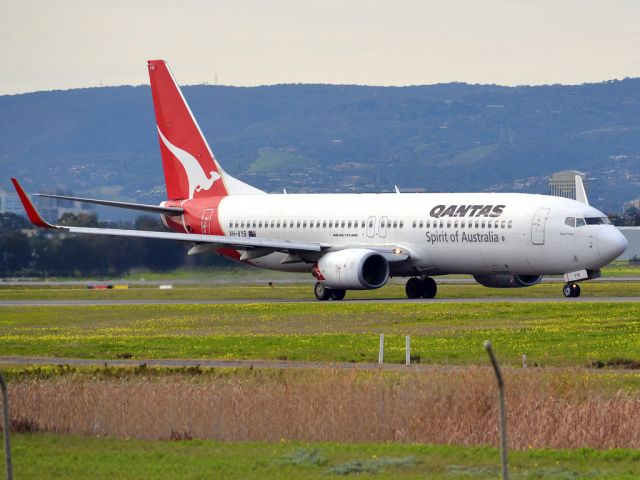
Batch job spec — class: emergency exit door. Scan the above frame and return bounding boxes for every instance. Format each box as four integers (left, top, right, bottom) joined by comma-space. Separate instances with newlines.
201, 208, 215, 235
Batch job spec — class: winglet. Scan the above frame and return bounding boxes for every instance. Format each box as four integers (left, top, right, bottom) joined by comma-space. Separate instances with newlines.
10, 178, 55, 228
575, 175, 589, 205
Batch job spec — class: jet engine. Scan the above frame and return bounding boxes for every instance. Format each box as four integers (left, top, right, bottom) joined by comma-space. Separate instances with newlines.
473, 274, 542, 288
316, 249, 389, 290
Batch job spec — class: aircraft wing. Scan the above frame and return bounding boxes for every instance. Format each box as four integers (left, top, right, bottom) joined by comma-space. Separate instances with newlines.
11, 178, 323, 254
12, 178, 411, 261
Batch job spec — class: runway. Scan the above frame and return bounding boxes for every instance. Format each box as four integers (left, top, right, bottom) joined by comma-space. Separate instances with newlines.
1, 355, 637, 377
0, 355, 415, 371
1, 276, 639, 286
1, 296, 639, 307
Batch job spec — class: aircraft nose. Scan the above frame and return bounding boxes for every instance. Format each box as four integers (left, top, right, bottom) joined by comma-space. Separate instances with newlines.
597, 227, 628, 263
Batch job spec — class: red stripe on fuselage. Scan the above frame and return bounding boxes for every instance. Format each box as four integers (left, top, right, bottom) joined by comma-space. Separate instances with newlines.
177, 196, 242, 262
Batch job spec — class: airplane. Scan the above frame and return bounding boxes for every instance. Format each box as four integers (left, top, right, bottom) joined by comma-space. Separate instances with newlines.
11, 60, 628, 300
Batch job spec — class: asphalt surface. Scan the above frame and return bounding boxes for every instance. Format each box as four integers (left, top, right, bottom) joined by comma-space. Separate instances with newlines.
1, 356, 638, 376
0, 356, 398, 370
1, 276, 639, 286
1, 296, 639, 307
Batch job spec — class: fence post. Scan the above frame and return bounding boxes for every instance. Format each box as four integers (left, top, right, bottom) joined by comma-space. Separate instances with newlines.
522, 354, 527, 368
405, 335, 411, 365
0, 373, 13, 480
378, 334, 384, 364
483, 341, 508, 480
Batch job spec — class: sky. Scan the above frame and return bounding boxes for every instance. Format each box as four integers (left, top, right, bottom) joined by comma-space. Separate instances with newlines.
2, 0, 640, 94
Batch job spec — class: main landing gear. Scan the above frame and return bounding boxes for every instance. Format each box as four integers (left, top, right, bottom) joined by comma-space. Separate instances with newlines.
405, 277, 437, 299
314, 282, 346, 301
563, 282, 581, 298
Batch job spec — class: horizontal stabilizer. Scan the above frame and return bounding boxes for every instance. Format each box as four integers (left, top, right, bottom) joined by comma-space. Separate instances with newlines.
34, 193, 183, 215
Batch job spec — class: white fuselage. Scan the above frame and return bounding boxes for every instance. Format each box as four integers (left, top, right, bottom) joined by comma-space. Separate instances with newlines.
211, 192, 625, 277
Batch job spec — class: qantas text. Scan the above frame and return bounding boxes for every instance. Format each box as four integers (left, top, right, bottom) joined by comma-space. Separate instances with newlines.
429, 204, 505, 218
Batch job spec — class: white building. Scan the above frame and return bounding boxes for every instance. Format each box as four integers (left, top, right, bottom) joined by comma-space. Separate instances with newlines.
623, 198, 640, 211
617, 227, 640, 261
549, 170, 587, 200
1, 189, 91, 222
0, 190, 24, 216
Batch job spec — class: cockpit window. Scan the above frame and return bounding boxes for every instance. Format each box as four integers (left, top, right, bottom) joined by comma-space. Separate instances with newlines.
575, 218, 586, 227
564, 217, 575, 227
585, 217, 611, 225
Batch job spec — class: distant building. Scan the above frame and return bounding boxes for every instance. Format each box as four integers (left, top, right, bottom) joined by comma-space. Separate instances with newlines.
623, 198, 640, 211
0, 190, 24, 216
1, 188, 91, 222
549, 170, 587, 200
617, 227, 640, 261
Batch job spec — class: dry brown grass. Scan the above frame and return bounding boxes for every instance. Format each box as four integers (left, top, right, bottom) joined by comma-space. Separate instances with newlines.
7, 367, 640, 449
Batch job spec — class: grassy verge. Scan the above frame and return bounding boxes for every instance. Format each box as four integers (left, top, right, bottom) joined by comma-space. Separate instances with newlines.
601, 261, 640, 277
0, 281, 638, 301
1, 302, 639, 366
9, 434, 640, 479
3, 259, 639, 283
4, 363, 640, 392
5, 367, 640, 449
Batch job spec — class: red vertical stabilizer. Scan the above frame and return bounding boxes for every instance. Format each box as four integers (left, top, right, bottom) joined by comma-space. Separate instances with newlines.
148, 60, 228, 201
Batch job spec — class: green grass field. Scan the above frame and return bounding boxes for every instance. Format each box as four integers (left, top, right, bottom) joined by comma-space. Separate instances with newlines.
6, 434, 640, 479
2, 282, 640, 477
601, 261, 640, 277
0, 280, 638, 301
1, 301, 639, 367
6, 260, 638, 283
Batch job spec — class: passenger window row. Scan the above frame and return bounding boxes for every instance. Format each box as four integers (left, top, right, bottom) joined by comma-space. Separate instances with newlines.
228, 219, 405, 229
412, 219, 513, 229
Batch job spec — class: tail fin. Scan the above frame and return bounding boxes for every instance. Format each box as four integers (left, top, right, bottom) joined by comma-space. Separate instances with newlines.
148, 60, 263, 200
575, 175, 589, 205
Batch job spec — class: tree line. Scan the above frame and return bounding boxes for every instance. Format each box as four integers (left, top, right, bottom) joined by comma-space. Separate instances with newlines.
1, 207, 639, 278
0, 213, 234, 277
608, 207, 640, 227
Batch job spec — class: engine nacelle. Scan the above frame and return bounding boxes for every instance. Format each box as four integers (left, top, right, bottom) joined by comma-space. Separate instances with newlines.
473, 274, 543, 288
317, 249, 389, 290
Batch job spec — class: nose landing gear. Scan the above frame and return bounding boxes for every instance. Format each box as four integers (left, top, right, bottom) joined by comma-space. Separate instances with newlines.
563, 282, 581, 298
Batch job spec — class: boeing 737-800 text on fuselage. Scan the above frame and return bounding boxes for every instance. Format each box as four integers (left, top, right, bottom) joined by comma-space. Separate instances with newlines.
11, 60, 628, 300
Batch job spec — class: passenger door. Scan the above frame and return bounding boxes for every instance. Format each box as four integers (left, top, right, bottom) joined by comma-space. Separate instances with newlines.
531, 208, 550, 245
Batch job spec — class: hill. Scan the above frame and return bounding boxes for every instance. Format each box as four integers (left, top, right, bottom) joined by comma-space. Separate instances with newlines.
2, 80, 640, 214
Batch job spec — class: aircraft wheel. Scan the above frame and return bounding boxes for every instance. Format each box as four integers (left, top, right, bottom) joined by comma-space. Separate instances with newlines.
330, 289, 346, 301
405, 278, 422, 299
420, 277, 437, 299
563, 283, 581, 298
314, 282, 331, 301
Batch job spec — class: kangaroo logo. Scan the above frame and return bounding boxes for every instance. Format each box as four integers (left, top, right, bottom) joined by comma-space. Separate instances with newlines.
157, 127, 220, 199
